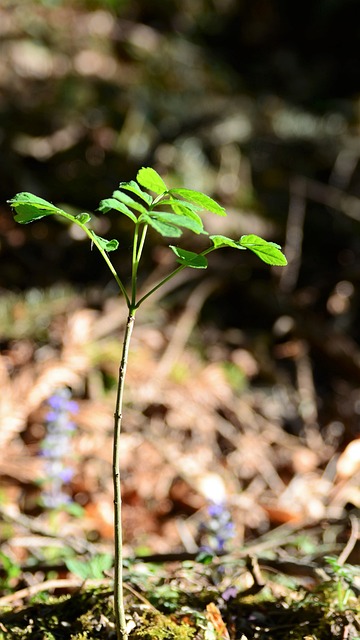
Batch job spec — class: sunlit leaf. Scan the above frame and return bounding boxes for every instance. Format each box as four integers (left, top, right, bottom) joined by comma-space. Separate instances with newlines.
11, 205, 54, 224
90, 231, 119, 252
137, 167, 168, 195
8, 192, 63, 223
8, 192, 60, 212
210, 233, 287, 266
97, 198, 137, 223
148, 211, 206, 235
154, 198, 206, 229
169, 188, 226, 216
119, 180, 153, 205
239, 234, 287, 266
169, 246, 208, 269
157, 198, 202, 213
141, 214, 182, 237
112, 190, 147, 214
210, 235, 246, 250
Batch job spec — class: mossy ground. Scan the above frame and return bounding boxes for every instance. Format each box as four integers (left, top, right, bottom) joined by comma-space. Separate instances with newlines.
1, 561, 359, 640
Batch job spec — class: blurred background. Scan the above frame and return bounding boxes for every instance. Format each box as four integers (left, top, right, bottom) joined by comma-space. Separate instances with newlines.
0, 0, 360, 559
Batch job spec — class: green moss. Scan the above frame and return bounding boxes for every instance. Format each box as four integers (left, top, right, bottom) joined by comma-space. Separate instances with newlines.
0, 587, 114, 640
132, 610, 195, 640
0, 569, 358, 640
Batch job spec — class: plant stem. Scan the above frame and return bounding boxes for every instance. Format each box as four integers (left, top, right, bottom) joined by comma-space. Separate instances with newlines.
135, 247, 217, 308
136, 224, 148, 264
60, 212, 130, 305
135, 264, 186, 308
113, 307, 136, 640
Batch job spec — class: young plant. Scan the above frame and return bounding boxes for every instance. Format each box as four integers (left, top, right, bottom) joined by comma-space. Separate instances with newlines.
8, 167, 287, 640
324, 555, 358, 612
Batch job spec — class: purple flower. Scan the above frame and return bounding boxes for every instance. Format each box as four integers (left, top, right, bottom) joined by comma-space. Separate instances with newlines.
199, 501, 235, 555
47, 395, 65, 410
208, 503, 224, 518
66, 401, 79, 414
39, 388, 77, 510
222, 586, 238, 601
45, 410, 59, 422
58, 467, 74, 483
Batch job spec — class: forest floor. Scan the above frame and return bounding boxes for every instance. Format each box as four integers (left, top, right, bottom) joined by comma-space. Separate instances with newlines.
0, 282, 359, 639
0, 0, 360, 637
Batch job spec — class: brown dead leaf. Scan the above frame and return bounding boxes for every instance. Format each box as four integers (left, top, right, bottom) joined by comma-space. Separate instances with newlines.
206, 603, 230, 640
336, 438, 360, 479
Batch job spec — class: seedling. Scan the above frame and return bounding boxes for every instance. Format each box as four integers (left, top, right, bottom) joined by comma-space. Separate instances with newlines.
8, 167, 287, 640
324, 555, 358, 612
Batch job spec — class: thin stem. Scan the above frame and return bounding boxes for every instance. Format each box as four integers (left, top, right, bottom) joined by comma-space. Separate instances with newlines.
151, 193, 166, 206
130, 224, 148, 307
131, 225, 139, 307
135, 264, 186, 308
113, 307, 136, 640
60, 212, 130, 306
135, 246, 217, 308
93, 241, 130, 306
136, 224, 148, 263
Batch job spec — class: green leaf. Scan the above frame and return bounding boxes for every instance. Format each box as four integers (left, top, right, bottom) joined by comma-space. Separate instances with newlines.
154, 199, 206, 230
90, 553, 113, 578
137, 167, 168, 195
141, 214, 182, 238
210, 235, 246, 250
119, 180, 153, 205
112, 190, 147, 214
210, 233, 287, 266
0, 550, 20, 580
156, 198, 202, 213
12, 205, 54, 224
90, 230, 119, 252
75, 213, 91, 225
65, 554, 112, 581
97, 198, 137, 223
169, 188, 226, 216
8, 192, 63, 223
169, 246, 208, 269
239, 234, 287, 266
148, 211, 206, 235
8, 192, 60, 212
65, 557, 92, 581
195, 550, 216, 564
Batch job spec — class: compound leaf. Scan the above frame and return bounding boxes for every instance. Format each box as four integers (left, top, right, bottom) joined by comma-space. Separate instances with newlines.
97, 198, 137, 223
119, 180, 153, 205
157, 198, 202, 213
210, 233, 287, 266
112, 190, 147, 214
137, 167, 167, 195
149, 211, 206, 235
8, 192, 63, 223
141, 214, 182, 238
210, 235, 246, 250
239, 234, 287, 266
169, 188, 226, 216
169, 246, 208, 269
